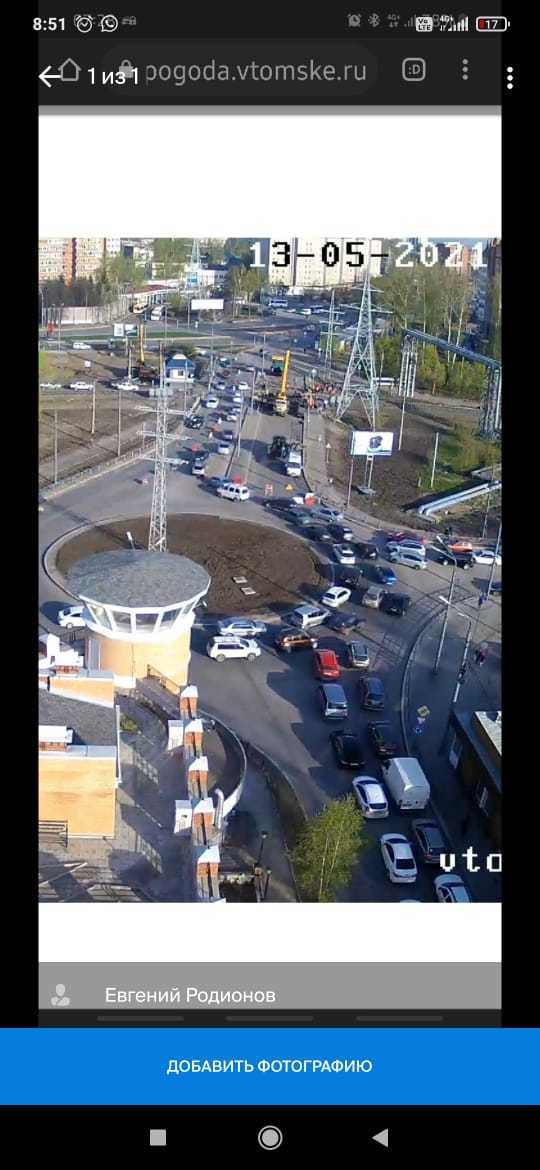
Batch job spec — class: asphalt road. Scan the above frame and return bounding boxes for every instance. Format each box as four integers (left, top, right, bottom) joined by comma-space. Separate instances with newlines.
39, 358, 499, 902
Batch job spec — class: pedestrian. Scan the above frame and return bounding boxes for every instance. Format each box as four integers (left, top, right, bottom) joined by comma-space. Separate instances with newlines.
475, 649, 486, 666
460, 814, 470, 836
478, 593, 486, 609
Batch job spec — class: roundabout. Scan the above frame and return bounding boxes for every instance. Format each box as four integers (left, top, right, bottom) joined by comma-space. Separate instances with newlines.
51, 513, 326, 616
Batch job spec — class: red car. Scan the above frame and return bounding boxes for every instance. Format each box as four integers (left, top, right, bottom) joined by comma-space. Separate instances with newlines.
386, 530, 426, 545
313, 649, 340, 680
445, 538, 473, 554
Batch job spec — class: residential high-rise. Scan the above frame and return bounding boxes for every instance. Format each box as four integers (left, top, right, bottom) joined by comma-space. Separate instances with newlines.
268, 238, 384, 289
73, 237, 106, 279
38, 238, 74, 283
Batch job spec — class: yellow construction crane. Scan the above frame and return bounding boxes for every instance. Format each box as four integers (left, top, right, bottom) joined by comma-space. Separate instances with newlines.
274, 350, 291, 415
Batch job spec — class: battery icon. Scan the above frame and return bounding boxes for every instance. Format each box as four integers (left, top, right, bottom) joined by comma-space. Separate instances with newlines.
476, 16, 509, 31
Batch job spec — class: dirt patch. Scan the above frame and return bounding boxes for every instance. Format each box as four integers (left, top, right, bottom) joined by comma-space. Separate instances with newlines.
54, 514, 325, 615
326, 395, 501, 539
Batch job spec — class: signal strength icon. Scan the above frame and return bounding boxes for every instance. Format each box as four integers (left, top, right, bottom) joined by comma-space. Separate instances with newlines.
404, 15, 415, 27
448, 14, 469, 31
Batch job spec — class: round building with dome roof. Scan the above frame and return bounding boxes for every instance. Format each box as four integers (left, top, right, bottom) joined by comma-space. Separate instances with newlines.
66, 549, 210, 688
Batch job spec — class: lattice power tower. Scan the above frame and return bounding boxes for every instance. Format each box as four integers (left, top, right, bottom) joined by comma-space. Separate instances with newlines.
334, 249, 378, 429
148, 356, 169, 553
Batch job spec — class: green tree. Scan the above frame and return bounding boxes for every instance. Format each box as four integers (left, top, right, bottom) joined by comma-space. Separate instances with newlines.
417, 344, 446, 395
292, 796, 367, 902
485, 272, 502, 360
374, 335, 401, 380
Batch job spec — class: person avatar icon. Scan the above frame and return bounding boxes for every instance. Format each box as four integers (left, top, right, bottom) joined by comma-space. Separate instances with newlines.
51, 983, 70, 1007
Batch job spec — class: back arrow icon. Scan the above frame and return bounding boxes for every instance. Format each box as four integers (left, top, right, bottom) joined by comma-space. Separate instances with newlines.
39, 66, 63, 88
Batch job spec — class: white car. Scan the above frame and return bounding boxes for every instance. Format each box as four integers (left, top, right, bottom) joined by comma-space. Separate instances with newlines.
472, 549, 502, 567
434, 875, 473, 903
57, 605, 85, 629
72, 341, 92, 350
352, 777, 389, 818
386, 539, 425, 554
206, 395, 219, 409
114, 380, 139, 391
333, 544, 356, 566
215, 380, 227, 391
217, 441, 232, 455
40, 382, 62, 389
69, 381, 93, 390
321, 586, 352, 609
232, 392, 243, 405
236, 381, 249, 391
217, 618, 267, 637
206, 636, 261, 662
226, 411, 238, 421
380, 834, 418, 883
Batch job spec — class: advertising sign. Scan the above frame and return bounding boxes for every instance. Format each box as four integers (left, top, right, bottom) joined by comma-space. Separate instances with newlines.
350, 431, 394, 457
113, 323, 125, 337
190, 299, 224, 311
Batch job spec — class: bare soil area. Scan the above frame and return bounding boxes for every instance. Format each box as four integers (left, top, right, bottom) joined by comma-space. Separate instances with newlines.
327, 395, 501, 540
54, 514, 325, 615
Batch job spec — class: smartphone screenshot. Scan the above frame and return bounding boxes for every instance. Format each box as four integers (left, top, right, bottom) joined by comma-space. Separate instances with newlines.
31, 3, 514, 1037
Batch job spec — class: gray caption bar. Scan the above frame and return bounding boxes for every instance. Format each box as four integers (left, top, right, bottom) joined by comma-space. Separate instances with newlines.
40, 962, 501, 1010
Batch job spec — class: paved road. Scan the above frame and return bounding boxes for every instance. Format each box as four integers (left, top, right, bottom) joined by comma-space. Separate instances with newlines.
39, 370, 500, 903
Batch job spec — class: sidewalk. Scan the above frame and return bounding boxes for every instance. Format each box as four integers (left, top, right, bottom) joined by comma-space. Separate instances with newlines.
404, 602, 502, 900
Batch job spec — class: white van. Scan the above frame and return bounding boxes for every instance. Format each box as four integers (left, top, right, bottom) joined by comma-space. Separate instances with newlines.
217, 483, 250, 503
286, 451, 303, 477
381, 757, 430, 810
388, 547, 427, 570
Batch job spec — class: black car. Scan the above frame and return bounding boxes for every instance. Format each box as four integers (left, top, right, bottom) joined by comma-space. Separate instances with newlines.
192, 451, 210, 468
330, 731, 366, 769
412, 819, 449, 865
368, 722, 400, 759
436, 552, 474, 570
268, 436, 289, 459
356, 541, 378, 560
328, 523, 354, 543
336, 567, 363, 589
303, 523, 330, 541
380, 592, 411, 617
358, 675, 385, 710
222, 429, 235, 442
186, 414, 204, 429
328, 610, 365, 633
265, 498, 295, 516
207, 475, 229, 491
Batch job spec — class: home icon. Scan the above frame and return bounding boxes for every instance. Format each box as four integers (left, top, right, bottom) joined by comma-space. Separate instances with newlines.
58, 58, 82, 82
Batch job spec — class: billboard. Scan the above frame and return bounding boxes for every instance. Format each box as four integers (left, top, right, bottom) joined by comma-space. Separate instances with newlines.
190, 298, 224, 311
350, 431, 394, 457
113, 322, 138, 338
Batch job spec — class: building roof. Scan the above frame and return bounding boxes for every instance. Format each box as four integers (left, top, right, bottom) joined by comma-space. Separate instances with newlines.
166, 356, 195, 370
67, 550, 210, 609
39, 690, 116, 747
452, 709, 501, 793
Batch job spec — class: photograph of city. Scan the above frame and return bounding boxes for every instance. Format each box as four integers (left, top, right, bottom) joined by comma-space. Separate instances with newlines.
38, 237, 501, 905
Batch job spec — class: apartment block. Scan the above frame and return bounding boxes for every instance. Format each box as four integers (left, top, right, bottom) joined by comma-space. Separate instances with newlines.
38, 238, 74, 283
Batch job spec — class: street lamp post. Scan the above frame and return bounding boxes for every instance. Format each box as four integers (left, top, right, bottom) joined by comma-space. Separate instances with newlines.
485, 521, 502, 600
452, 617, 473, 704
256, 831, 268, 869
433, 548, 457, 674
263, 868, 272, 901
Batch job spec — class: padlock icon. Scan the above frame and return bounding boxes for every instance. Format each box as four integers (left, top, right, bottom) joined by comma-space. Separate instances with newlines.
118, 59, 136, 80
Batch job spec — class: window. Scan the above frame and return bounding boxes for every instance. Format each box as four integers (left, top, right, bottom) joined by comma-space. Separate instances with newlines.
110, 610, 134, 633
159, 606, 182, 629
86, 604, 113, 631
135, 612, 160, 632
